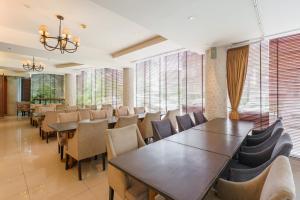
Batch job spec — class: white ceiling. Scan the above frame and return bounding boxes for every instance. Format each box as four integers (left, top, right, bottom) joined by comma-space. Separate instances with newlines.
1, 0, 300, 74
94, 0, 300, 52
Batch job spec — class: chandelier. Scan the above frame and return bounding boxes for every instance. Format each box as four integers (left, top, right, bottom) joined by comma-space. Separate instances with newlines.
22, 56, 45, 72
39, 15, 80, 54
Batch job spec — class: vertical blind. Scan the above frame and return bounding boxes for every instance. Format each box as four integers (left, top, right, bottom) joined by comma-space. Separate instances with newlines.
76, 68, 123, 108
135, 50, 204, 113
238, 34, 300, 158
31, 74, 64, 103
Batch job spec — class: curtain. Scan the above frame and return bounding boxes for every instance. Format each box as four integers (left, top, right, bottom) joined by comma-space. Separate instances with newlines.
227, 45, 249, 120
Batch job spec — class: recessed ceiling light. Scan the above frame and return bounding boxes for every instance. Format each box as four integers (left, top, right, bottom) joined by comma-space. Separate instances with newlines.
80, 24, 87, 29
187, 16, 195, 21
23, 4, 30, 9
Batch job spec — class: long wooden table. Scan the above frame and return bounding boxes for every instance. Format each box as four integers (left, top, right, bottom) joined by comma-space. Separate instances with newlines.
109, 118, 254, 200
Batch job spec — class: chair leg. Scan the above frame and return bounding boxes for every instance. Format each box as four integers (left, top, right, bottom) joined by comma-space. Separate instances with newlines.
39, 127, 41, 137
102, 153, 106, 171
94, 155, 97, 160
60, 146, 64, 160
65, 154, 69, 170
58, 143, 60, 153
109, 187, 114, 200
78, 160, 82, 180
46, 132, 48, 143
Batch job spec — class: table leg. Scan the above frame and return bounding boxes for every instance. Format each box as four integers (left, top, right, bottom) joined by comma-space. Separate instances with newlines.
148, 189, 157, 200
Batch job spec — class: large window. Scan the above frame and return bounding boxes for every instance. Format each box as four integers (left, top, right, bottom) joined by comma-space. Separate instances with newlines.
135, 51, 204, 113
238, 34, 300, 158
76, 68, 123, 108
31, 74, 64, 103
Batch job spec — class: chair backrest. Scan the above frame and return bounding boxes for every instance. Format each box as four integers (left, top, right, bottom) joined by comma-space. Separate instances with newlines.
79, 109, 90, 121
152, 119, 176, 141
42, 111, 58, 131
65, 105, 78, 112
260, 156, 295, 200
56, 104, 66, 111
116, 106, 129, 117
163, 109, 179, 130
58, 112, 79, 123
271, 133, 293, 160
69, 120, 108, 160
134, 107, 145, 114
101, 106, 113, 117
176, 114, 195, 132
140, 112, 161, 139
105, 124, 146, 160
37, 106, 55, 113
116, 115, 138, 128
90, 110, 107, 120
193, 111, 208, 125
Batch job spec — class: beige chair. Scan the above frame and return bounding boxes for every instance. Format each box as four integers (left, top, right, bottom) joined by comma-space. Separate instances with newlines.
163, 109, 179, 130
214, 156, 295, 200
116, 106, 130, 117
105, 124, 147, 200
78, 109, 90, 121
85, 105, 97, 110
65, 105, 78, 112
41, 111, 58, 143
90, 110, 107, 120
57, 112, 79, 160
32, 106, 55, 128
66, 120, 108, 180
101, 105, 113, 117
116, 115, 138, 128
134, 107, 145, 114
56, 104, 66, 111
138, 112, 161, 142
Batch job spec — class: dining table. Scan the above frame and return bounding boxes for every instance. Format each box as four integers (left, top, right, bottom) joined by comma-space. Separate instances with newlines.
109, 118, 254, 200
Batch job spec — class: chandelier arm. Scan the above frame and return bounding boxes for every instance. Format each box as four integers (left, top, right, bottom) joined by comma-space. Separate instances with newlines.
43, 42, 60, 51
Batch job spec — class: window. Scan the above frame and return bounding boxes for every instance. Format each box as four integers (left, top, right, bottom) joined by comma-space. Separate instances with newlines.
76, 68, 123, 108
238, 34, 300, 158
135, 50, 205, 114
31, 74, 64, 104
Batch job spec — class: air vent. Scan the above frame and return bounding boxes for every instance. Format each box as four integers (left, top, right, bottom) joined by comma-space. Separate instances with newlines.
55, 62, 83, 68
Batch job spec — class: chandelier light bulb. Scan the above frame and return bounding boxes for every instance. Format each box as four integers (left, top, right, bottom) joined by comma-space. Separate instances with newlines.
39, 25, 48, 35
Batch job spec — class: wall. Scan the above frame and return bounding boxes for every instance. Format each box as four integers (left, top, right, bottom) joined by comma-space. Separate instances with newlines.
64, 73, 77, 106
0, 69, 29, 77
123, 68, 134, 112
6, 76, 18, 116
205, 47, 228, 119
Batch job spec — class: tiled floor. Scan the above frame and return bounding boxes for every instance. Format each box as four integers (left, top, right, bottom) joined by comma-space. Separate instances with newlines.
0, 116, 299, 200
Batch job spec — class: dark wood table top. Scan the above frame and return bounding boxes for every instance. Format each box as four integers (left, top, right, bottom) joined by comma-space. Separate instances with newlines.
48, 121, 78, 132
109, 140, 229, 200
192, 118, 254, 137
165, 128, 245, 157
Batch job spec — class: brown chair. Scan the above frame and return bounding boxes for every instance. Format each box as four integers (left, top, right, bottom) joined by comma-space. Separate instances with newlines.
138, 112, 161, 142
66, 120, 108, 180
193, 111, 208, 125
116, 106, 130, 117
215, 156, 295, 200
163, 109, 179, 130
41, 111, 58, 143
90, 110, 107, 120
176, 114, 195, 132
134, 107, 145, 114
115, 115, 138, 128
152, 119, 177, 141
105, 124, 147, 200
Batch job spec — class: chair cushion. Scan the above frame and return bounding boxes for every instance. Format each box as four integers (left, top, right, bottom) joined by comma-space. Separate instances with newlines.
90, 110, 106, 120
229, 159, 252, 170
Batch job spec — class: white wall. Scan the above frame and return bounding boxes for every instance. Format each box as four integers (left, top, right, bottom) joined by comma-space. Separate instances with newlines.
204, 47, 228, 119
64, 73, 77, 106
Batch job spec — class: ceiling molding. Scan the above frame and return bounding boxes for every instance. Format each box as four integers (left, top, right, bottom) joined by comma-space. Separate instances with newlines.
111, 35, 167, 58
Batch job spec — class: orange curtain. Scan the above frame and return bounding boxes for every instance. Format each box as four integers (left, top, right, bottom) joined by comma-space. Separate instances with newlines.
227, 45, 249, 120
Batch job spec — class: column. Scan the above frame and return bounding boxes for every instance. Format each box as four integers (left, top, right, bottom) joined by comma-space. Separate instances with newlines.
123, 67, 134, 113
64, 73, 77, 106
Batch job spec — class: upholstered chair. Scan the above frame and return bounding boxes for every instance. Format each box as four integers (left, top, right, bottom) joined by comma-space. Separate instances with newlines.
138, 112, 161, 142
78, 109, 90, 121
228, 133, 293, 182
32, 106, 55, 128
101, 104, 113, 117
215, 156, 295, 200
163, 109, 179, 130
105, 124, 147, 200
134, 107, 145, 114
115, 115, 138, 128
56, 104, 66, 111
65, 105, 78, 112
116, 106, 130, 117
41, 111, 58, 143
90, 110, 107, 120
66, 120, 108, 180
193, 111, 208, 125
57, 112, 79, 160
176, 114, 195, 132
246, 118, 282, 146
152, 119, 177, 141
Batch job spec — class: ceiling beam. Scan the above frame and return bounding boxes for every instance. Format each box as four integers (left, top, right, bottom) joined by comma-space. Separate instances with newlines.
111, 35, 167, 58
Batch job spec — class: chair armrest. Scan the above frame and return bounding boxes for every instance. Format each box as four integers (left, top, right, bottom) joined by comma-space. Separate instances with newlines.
246, 133, 270, 146
252, 128, 266, 135
108, 164, 129, 199
238, 146, 273, 167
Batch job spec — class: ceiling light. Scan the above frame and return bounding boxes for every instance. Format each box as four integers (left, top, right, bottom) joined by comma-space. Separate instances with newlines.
39, 15, 80, 54
22, 56, 45, 72
80, 24, 87, 29
188, 16, 195, 21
